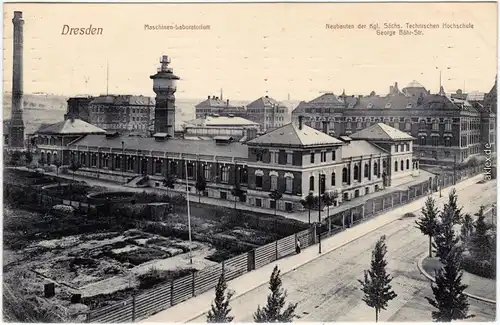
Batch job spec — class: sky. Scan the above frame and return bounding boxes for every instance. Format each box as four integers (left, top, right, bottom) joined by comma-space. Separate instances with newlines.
2, 2, 498, 101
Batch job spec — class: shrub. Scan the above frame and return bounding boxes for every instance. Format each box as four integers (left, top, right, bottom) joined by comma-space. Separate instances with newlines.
462, 254, 495, 279
403, 212, 416, 218
137, 267, 197, 290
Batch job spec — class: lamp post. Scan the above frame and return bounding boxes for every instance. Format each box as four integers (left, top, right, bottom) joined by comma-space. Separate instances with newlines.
317, 172, 323, 254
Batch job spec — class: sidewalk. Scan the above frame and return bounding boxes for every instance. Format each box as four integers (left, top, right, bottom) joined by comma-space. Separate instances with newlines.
143, 174, 484, 323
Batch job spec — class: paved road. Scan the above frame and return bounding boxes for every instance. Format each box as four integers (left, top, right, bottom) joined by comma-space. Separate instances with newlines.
190, 179, 497, 322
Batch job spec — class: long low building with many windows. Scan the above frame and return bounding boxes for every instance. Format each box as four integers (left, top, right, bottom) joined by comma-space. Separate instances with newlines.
34, 117, 419, 213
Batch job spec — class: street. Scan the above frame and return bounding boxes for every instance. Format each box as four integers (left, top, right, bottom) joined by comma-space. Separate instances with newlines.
189, 179, 497, 322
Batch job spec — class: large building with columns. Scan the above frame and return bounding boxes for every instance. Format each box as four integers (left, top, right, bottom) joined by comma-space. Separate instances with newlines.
41, 117, 418, 213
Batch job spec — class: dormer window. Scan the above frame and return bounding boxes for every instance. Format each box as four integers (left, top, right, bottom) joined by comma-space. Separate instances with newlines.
406, 102, 412, 109
385, 103, 392, 109
367, 103, 373, 109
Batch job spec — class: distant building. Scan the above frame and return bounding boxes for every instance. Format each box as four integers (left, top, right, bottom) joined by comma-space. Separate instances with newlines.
246, 95, 289, 132
88, 95, 155, 136
181, 115, 259, 141
292, 80, 496, 166
195, 95, 247, 119
65, 96, 95, 123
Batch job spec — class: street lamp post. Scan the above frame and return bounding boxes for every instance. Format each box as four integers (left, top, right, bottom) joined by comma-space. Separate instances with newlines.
185, 160, 193, 264
317, 173, 322, 254
121, 141, 124, 178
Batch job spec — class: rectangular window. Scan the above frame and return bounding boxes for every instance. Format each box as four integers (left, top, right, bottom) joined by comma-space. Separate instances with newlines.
256, 175, 263, 188
187, 163, 194, 179
204, 165, 211, 180
286, 153, 293, 165
320, 152, 327, 162
332, 150, 336, 161
395, 145, 399, 152
310, 152, 315, 164
271, 176, 278, 191
271, 152, 279, 164
285, 177, 293, 193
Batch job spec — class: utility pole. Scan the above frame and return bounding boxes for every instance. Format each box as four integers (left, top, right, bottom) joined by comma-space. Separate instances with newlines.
185, 159, 193, 264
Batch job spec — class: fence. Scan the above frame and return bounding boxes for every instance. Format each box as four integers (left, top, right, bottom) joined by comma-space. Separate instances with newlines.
7, 167, 482, 322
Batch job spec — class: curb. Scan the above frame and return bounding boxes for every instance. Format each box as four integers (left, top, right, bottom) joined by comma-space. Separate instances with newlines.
416, 254, 496, 305
150, 174, 485, 323
181, 216, 404, 323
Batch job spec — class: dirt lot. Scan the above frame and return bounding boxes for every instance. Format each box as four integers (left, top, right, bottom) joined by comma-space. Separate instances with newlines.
3, 170, 307, 322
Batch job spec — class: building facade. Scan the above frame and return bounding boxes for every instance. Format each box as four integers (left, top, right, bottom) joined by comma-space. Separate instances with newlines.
88, 95, 154, 137
292, 80, 496, 166
245, 96, 289, 132
65, 96, 95, 122
195, 96, 247, 119
181, 115, 259, 141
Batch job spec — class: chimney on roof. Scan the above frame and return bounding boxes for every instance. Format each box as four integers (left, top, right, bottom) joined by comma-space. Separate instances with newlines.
208, 95, 210, 99
212, 96, 215, 100
265, 95, 269, 98
298, 115, 304, 130
322, 120, 329, 134
226, 99, 229, 106
389, 86, 394, 94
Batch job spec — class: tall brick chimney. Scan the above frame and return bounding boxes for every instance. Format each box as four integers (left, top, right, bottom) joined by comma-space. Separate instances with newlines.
9, 11, 25, 149
298, 115, 304, 130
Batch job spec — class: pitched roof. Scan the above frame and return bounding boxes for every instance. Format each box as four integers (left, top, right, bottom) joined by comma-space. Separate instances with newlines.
247, 122, 343, 147
292, 93, 347, 114
350, 123, 415, 141
35, 119, 106, 135
90, 95, 154, 106
351, 94, 418, 110
195, 97, 243, 109
70, 135, 248, 158
246, 96, 286, 108
342, 140, 388, 158
184, 115, 258, 127
420, 95, 478, 112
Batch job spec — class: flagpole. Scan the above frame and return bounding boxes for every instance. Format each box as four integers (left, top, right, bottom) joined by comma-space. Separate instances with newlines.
185, 159, 193, 264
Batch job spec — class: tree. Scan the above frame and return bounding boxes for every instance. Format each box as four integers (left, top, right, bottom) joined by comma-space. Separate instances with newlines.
426, 248, 474, 322
321, 190, 338, 233
195, 176, 207, 203
433, 202, 461, 264
470, 206, 493, 261
300, 191, 315, 225
415, 196, 440, 257
9, 151, 21, 167
446, 189, 463, 225
459, 213, 474, 245
268, 190, 283, 216
207, 274, 234, 323
358, 235, 397, 323
253, 265, 297, 323
25, 151, 33, 165
162, 175, 176, 198
69, 158, 81, 181
231, 186, 244, 209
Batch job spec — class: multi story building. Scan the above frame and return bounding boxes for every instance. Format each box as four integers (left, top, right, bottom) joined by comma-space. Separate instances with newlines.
181, 115, 259, 141
34, 118, 106, 165
245, 96, 289, 132
195, 96, 247, 119
88, 95, 154, 136
292, 80, 496, 166
64, 96, 95, 122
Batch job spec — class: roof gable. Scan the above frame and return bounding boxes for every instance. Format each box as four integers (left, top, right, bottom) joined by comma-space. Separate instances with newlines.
36, 119, 106, 135
350, 123, 414, 141
247, 122, 343, 147
246, 96, 284, 108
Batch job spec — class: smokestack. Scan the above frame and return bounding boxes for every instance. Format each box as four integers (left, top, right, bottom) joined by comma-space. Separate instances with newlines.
298, 115, 304, 130
9, 11, 25, 149
322, 120, 329, 134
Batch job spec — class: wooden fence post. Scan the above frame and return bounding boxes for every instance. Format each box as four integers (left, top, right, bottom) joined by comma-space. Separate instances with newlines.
192, 272, 196, 297
132, 295, 136, 322
275, 240, 279, 260
170, 280, 174, 306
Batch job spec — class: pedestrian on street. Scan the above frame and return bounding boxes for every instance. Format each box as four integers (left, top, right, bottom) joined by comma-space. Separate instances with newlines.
296, 239, 301, 254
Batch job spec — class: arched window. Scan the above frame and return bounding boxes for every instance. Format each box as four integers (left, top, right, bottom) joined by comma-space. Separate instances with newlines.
374, 162, 378, 175
331, 172, 336, 186
342, 167, 348, 183
395, 161, 398, 172
353, 165, 359, 181
128, 157, 134, 170
406, 159, 410, 170
204, 164, 211, 180
115, 156, 121, 169
47, 152, 52, 164
155, 160, 162, 174
221, 166, 229, 183
364, 163, 369, 178
382, 161, 387, 172
309, 176, 315, 191
400, 160, 404, 171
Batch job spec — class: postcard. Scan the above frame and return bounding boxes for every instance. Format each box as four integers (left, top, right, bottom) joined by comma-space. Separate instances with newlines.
3, 2, 497, 324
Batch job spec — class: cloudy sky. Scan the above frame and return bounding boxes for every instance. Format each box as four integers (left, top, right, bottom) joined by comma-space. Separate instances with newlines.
3, 2, 497, 101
